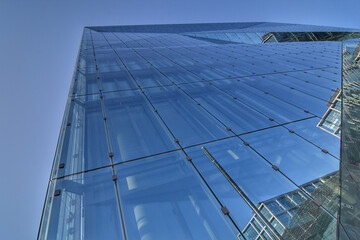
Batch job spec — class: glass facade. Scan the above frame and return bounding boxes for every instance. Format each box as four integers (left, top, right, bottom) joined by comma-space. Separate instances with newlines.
39, 22, 360, 240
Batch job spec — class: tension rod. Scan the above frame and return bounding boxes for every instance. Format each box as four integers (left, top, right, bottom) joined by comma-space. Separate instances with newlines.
201, 146, 284, 240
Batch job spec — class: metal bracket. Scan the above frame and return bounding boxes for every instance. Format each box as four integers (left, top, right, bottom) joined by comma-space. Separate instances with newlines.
112, 175, 118, 181
272, 165, 279, 171
109, 152, 114, 157
221, 206, 230, 215
59, 163, 65, 169
54, 189, 61, 197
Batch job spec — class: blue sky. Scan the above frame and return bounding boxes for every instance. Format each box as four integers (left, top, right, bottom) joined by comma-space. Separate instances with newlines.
0, 0, 359, 238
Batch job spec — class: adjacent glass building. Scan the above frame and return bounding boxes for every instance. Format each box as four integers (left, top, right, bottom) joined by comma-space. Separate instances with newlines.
38, 22, 360, 240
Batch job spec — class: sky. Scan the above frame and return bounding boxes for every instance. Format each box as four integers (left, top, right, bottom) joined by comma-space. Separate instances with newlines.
0, 0, 359, 239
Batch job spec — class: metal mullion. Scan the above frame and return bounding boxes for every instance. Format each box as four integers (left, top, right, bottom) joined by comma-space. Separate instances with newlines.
89, 30, 128, 240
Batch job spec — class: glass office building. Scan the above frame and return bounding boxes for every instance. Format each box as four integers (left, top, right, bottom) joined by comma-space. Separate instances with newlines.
38, 22, 360, 240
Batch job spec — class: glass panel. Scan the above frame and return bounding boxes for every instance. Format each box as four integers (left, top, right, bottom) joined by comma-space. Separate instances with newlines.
271, 218, 284, 234
73, 67, 99, 95
144, 86, 232, 147
213, 79, 310, 123
261, 230, 272, 240
241, 126, 339, 186
181, 82, 276, 134
194, 137, 298, 203
53, 95, 110, 178
102, 90, 178, 163
238, 76, 328, 117
99, 70, 137, 91
278, 196, 296, 209
260, 206, 272, 221
244, 225, 258, 239
286, 117, 340, 158
251, 218, 262, 232
115, 151, 238, 240
277, 212, 292, 226
266, 201, 283, 215
39, 167, 124, 240
264, 73, 335, 102
129, 68, 172, 87
185, 140, 300, 239
285, 71, 340, 90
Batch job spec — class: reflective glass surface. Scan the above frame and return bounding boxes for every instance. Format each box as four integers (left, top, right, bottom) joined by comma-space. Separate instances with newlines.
241, 126, 339, 185
53, 95, 110, 178
144, 85, 232, 147
115, 151, 238, 240
39, 167, 124, 240
41, 23, 360, 240
102, 90, 178, 163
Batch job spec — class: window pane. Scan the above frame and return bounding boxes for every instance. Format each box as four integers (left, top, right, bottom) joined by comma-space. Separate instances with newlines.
144, 86, 232, 147
115, 151, 238, 240
39, 167, 124, 240
103, 90, 178, 163
54, 95, 110, 178
213, 79, 309, 124
181, 82, 275, 134
241, 126, 339, 186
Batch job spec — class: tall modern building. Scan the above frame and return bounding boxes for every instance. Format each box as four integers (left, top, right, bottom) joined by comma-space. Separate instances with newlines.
38, 22, 360, 240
